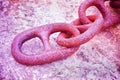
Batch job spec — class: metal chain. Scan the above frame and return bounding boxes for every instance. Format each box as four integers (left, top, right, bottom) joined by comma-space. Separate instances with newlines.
11, 23, 80, 65
11, 0, 120, 65
56, 0, 120, 47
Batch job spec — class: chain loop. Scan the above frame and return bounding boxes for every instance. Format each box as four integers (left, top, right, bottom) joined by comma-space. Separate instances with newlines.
56, 1, 105, 47
11, 23, 80, 65
78, 0, 120, 29
56, 15, 103, 47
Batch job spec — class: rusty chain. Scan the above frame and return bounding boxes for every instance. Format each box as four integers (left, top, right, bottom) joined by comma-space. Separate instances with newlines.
11, 0, 120, 65
56, 0, 120, 47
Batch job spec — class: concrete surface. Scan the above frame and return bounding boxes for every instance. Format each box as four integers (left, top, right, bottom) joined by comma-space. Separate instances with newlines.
0, 0, 120, 80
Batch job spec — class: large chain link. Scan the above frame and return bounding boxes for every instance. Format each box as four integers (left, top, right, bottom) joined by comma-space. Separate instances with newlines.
11, 23, 80, 65
11, 0, 120, 65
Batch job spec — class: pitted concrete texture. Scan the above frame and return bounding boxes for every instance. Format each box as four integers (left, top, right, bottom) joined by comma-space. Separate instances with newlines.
0, 0, 120, 80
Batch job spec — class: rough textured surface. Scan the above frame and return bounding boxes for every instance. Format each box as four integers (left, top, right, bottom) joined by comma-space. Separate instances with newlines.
0, 0, 120, 80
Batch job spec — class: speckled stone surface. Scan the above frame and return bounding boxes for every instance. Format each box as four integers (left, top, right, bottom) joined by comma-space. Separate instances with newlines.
0, 0, 120, 80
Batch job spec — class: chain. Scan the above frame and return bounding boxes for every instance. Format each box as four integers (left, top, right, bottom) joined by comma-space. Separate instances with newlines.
57, 0, 120, 47
11, 23, 80, 65
11, 0, 120, 65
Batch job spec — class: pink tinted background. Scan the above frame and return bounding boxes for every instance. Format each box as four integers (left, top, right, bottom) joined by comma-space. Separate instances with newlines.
0, 0, 120, 80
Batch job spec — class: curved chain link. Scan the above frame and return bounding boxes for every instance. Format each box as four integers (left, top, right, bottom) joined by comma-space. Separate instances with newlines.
56, 1, 104, 47
78, 0, 120, 29
11, 23, 80, 65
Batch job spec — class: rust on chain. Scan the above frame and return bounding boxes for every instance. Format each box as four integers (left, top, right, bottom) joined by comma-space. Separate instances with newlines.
56, 0, 105, 47
11, 23, 80, 65
78, 0, 120, 28
57, 0, 120, 47
11, 0, 120, 65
